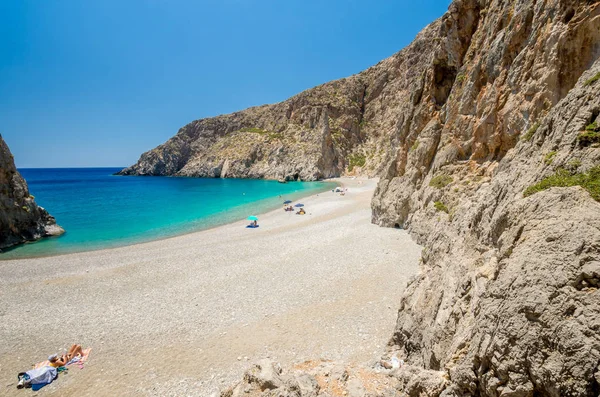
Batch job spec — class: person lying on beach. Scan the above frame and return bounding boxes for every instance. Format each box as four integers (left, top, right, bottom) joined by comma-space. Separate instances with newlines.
16, 348, 76, 390
48, 354, 67, 368
296, 208, 306, 215
64, 344, 84, 363
48, 344, 83, 367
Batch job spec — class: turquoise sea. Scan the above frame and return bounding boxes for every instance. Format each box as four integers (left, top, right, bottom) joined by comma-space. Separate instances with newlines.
2, 168, 335, 259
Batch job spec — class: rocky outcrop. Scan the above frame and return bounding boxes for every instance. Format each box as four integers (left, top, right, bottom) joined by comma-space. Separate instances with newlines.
118, 79, 367, 180
0, 135, 64, 250
219, 0, 600, 396
370, 0, 600, 395
221, 359, 449, 397
119, 7, 474, 181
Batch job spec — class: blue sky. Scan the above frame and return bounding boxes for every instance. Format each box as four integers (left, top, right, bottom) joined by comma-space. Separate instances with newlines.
1, 0, 451, 168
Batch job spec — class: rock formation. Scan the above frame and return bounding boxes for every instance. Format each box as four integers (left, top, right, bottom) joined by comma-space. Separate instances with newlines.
0, 135, 64, 250
117, 79, 369, 180
121, 0, 600, 395
370, 0, 600, 395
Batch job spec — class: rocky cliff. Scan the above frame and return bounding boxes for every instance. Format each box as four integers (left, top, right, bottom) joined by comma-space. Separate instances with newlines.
118, 10, 464, 180
219, 0, 600, 396
117, 78, 367, 180
0, 135, 63, 250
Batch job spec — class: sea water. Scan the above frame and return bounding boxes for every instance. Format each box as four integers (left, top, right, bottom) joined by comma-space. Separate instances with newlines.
2, 168, 335, 259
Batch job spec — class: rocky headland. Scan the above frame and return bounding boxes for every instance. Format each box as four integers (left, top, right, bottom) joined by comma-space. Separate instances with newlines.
0, 135, 64, 250
123, 0, 600, 395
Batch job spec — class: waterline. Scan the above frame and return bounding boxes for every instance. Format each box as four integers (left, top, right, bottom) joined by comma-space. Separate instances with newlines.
2, 168, 335, 259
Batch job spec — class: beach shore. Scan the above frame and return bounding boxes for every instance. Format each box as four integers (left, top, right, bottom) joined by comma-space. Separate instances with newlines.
0, 177, 421, 396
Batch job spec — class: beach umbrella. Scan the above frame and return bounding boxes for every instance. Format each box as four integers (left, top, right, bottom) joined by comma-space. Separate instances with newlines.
283, 200, 292, 204
247, 215, 258, 221
294, 203, 304, 207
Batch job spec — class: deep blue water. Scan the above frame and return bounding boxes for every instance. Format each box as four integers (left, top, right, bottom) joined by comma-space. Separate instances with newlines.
2, 168, 334, 259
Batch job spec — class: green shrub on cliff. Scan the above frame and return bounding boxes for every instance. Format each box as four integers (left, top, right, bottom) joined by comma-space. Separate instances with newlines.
522, 122, 540, 141
578, 122, 600, 146
430, 174, 453, 189
348, 153, 366, 171
240, 127, 267, 134
544, 151, 557, 165
584, 72, 600, 86
240, 127, 283, 141
567, 159, 582, 170
434, 201, 449, 213
524, 166, 600, 202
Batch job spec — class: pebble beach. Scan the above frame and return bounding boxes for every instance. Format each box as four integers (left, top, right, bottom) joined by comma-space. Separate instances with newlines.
0, 177, 421, 396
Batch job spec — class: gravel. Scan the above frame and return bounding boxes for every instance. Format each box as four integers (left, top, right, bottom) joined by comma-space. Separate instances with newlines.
0, 178, 421, 396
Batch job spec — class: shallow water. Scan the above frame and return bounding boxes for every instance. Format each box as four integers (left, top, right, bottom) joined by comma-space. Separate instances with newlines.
2, 168, 334, 259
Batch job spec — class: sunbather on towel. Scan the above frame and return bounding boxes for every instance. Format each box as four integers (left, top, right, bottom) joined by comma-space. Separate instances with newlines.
64, 344, 84, 362
16, 345, 85, 389
48, 344, 83, 367
48, 354, 67, 368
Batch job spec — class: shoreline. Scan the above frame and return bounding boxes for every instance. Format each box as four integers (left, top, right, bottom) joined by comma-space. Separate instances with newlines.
0, 178, 340, 261
0, 177, 421, 396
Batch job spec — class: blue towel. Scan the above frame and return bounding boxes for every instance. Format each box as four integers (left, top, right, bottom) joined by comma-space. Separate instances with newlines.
32, 382, 50, 391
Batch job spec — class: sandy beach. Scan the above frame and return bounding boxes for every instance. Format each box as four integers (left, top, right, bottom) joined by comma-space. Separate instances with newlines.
0, 177, 421, 396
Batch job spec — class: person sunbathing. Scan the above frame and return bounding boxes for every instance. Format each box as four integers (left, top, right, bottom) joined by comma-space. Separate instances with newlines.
50, 344, 84, 366
48, 354, 65, 368
16, 345, 85, 389
65, 344, 84, 362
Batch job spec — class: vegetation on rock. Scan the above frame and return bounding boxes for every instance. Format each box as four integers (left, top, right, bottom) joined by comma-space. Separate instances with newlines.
584, 72, 600, 86
348, 153, 366, 171
429, 174, 453, 189
434, 201, 449, 213
524, 166, 600, 201
578, 121, 600, 146
522, 122, 540, 141
543, 151, 557, 165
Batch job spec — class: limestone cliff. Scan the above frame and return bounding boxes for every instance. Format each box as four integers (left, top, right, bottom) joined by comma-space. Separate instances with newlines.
0, 135, 64, 250
117, 78, 368, 180
221, 0, 600, 396
119, 13, 464, 180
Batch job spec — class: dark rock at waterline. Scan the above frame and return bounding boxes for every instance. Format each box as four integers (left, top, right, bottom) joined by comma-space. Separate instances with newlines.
0, 135, 64, 250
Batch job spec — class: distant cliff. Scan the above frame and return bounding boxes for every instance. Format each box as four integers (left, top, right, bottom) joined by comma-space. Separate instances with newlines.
220, 0, 600, 396
0, 135, 64, 250
118, 77, 373, 180
118, 31, 446, 181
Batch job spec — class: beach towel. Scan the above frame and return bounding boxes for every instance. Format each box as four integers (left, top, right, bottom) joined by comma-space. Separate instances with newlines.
25, 366, 57, 389
34, 348, 92, 369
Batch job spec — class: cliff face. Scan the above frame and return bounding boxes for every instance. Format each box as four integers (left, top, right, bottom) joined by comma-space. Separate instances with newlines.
221, 0, 600, 396
0, 136, 64, 250
118, 9, 479, 181
118, 79, 366, 180
371, 0, 600, 395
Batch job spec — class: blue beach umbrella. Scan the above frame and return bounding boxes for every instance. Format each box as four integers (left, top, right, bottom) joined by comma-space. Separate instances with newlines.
283, 200, 292, 204
294, 203, 304, 207
247, 215, 258, 221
